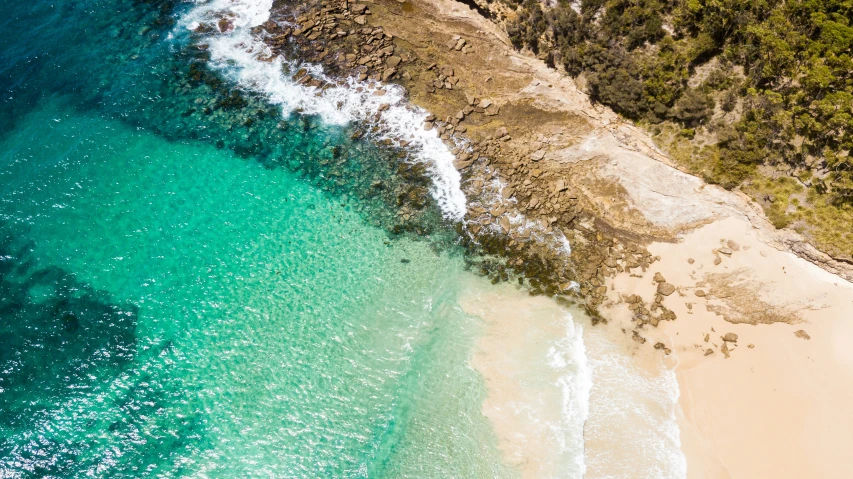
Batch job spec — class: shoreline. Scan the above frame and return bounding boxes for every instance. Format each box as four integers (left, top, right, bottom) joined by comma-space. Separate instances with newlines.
461, 282, 590, 479
602, 216, 853, 477
197, 0, 853, 476
460, 279, 687, 479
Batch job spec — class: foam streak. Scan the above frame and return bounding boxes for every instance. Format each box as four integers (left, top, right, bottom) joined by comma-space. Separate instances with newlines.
179, 0, 467, 220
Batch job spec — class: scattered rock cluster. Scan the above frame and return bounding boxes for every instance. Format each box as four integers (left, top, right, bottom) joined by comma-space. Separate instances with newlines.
259, 0, 416, 87
619, 272, 679, 351
443, 34, 473, 54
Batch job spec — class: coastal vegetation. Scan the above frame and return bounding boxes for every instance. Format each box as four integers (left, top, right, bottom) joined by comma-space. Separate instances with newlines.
500, 0, 853, 259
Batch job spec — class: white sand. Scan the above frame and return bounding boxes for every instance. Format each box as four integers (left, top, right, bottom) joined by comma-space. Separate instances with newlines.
603, 217, 853, 478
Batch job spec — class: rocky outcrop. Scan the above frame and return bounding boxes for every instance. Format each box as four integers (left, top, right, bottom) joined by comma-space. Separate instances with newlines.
251, 0, 712, 350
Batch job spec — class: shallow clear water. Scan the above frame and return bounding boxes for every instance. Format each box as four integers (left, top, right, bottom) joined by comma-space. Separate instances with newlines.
0, 1, 508, 476
0, 98, 511, 477
0, 0, 686, 477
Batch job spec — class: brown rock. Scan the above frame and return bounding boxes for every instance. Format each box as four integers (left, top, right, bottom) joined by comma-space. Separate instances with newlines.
721, 342, 730, 358
385, 56, 402, 67
353, 15, 367, 25
454, 153, 474, 170
499, 216, 511, 234
656, 282, 676, 296
704, 348, 714, 356
695, 289, 706, 297
722, 332, 738, 343
218, 18, 234, 33
794, 330, 811, 340
653, 272, 666, 283
527, 197, 539, 209
687, 258, 695, 264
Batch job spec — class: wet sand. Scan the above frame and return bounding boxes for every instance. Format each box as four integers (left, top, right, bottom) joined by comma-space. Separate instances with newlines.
462, 280, 686, 478
462, 282, 589, 478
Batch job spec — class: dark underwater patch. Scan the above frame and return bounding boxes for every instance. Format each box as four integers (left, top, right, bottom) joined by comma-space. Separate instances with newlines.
0, 223, 205, 477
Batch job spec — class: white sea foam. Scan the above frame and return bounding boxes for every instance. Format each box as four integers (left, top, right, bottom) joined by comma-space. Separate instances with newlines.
546, 314, 593, 476
583, 326, 687, 478
178, 0, 467, 220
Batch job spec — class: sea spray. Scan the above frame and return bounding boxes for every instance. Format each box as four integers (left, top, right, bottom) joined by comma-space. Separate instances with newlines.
179, 0, 467, 220
463, 166, 576, 274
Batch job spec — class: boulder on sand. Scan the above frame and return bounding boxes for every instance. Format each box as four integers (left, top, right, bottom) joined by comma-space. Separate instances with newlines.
656, 282, 676, 296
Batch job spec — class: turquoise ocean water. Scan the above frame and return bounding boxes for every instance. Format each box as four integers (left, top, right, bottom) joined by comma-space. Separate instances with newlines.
0, 1, 689, 477
0, 1, 510, 476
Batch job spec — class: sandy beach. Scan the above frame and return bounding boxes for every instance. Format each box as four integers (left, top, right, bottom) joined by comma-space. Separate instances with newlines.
462, 283, 588, 478
602, 216, 853, 477
465, 214, 853, 477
